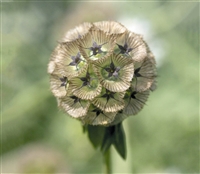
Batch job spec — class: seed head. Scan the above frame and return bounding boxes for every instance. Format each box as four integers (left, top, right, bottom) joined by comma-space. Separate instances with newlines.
48, 21, 157, 126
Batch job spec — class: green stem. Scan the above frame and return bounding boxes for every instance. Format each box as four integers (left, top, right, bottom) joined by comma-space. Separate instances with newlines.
103, 148, 112, 174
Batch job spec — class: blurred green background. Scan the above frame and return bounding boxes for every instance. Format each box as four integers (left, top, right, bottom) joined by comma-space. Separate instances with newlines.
1, 1, 199, 173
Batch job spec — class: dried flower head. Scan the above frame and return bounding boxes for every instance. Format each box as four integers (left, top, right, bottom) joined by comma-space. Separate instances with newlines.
48, 21, 157, 126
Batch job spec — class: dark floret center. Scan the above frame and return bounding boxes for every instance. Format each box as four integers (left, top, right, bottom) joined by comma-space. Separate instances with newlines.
134, 67, 142, 77
101, 89, 116, 102
118, 110, 123, 114
105, 61, 121, 78
60, 76, 68, 87
92, 108, 104, 117
91, 107, 111, 121
131, 91, 137, 99
80, 71, 92, 87
70, 95, 81, 104
116, 42, 133, 55
129, 91, 146, 105
69, 52, 83, 67
86, 41, 107, 56
91, 42, 102, 55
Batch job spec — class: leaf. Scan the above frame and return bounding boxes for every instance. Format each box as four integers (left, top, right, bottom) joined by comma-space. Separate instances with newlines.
113, 123, 127, 159
87, 125, 105, 148
87, 122, 127, 160
101, 126, 115, 153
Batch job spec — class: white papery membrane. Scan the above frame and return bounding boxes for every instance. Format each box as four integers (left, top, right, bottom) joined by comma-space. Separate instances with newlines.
69, 68, 102, 100
94, 21, 127, 36
79, 28, 115, 62
132, 46, 157, 92
93, 53, 134, 92
50, 73, 68, 98
53, 42, 88, 78
92, 88, 125, 112
57, 90, 90, 118
114, 31, 147, 62
123, 89, 150, 115
82, 104, 117, 125
61, 22, 93, 42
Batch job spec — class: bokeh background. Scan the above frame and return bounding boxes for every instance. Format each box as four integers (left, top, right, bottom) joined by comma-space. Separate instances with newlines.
2, 1, 199, 173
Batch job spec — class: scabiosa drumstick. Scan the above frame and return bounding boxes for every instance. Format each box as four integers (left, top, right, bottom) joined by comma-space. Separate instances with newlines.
48, 21, 157, 173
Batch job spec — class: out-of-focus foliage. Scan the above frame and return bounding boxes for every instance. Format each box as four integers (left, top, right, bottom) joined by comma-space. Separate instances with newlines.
1, 1, 199, 173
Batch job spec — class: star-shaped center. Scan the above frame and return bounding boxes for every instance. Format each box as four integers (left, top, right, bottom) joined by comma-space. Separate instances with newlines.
85, 41, 107, 57
79, 71, 92, 87
92, 108, 104, 117
101, 89, 116, 102
69, 52, 83, 68
91, 107, 111, 122
105, 61, 121, 78
116, 42, 133, 56
60, 76, 68, 87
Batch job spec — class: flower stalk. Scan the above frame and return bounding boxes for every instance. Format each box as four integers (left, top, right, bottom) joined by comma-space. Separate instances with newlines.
104, 148, 112, 174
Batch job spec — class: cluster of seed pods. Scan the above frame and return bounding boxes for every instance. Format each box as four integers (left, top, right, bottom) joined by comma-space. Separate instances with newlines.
48, 21, 157, 126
